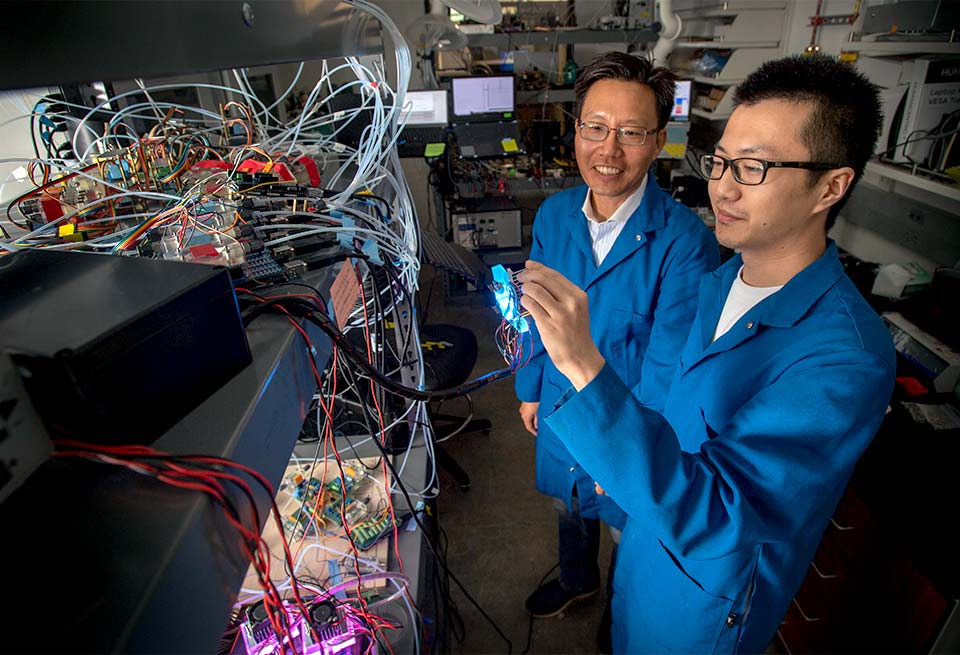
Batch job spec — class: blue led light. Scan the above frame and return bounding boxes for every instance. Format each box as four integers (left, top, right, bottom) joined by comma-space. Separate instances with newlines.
491, 264, 528, 333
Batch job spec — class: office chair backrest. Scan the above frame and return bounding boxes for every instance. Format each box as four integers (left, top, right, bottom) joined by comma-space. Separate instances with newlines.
418, 324, 478, 390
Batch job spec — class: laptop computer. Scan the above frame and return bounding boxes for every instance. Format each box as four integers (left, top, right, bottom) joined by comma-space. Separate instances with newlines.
397, 89, 449, 158
449, 75, 526, 159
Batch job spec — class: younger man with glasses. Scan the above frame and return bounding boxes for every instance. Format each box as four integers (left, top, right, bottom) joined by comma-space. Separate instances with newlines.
518, 55, 895, 653
515, 51, 718, 636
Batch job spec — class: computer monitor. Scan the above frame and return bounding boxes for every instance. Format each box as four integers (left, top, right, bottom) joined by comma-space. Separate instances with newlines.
450, 75, 515, 122
400, 90, 448, 127
672, 80, 692, 121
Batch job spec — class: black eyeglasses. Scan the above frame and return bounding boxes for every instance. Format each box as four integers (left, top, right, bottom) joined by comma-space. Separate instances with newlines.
577, 121, 658, 146
699, 154, 842, 186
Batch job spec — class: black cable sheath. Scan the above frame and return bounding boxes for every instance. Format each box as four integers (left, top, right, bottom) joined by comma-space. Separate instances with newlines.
240, 296, 514, 400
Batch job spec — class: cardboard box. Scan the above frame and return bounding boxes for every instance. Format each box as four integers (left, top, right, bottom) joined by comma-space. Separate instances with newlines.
893, 57, 960, 164
696, 95, 720, 110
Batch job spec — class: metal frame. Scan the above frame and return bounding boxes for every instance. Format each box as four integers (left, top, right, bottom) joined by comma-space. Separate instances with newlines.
0, 3, 392, 651
0, 0, 380, 90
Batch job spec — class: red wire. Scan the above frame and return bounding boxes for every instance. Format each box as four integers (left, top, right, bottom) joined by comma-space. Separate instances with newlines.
52, 441, 313, 650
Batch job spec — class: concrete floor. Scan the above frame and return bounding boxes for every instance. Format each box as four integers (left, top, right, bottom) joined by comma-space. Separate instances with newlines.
424, 269, 615, 655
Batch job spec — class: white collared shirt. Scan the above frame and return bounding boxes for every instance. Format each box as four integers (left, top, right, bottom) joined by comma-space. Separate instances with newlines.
581, 176, 647, 266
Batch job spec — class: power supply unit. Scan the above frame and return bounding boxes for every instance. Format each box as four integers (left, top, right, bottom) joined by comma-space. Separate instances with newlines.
0, 250, 252, 444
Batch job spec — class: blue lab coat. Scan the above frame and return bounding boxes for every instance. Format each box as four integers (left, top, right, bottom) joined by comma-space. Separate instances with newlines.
515, 176, 719, 526
546, 242, 896, 654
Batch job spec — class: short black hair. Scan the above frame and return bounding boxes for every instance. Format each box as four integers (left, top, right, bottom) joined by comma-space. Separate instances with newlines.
574, 52, 676, 130
733, 54, 882, 230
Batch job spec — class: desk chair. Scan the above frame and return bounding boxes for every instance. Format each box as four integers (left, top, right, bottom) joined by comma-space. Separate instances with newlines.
419, 323, 491, 491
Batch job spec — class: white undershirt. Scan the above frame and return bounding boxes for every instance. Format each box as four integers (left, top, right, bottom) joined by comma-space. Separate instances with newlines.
581, 177, 647, 266
712, 266, 783, 342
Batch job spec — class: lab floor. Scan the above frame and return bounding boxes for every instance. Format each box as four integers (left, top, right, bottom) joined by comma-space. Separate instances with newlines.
424, 268, 615, 655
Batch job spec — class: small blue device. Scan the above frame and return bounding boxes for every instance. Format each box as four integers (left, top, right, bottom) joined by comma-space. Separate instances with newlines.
491, 264, 528, 333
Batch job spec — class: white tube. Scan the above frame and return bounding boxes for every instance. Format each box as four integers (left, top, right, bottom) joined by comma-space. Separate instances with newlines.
653, 0, 683, 66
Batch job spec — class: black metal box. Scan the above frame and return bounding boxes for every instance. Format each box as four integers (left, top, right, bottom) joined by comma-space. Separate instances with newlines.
0, 250, 251, 443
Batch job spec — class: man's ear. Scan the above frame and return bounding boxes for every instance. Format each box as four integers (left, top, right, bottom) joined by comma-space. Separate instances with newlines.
814, 166, 855, 214
655, 128, 668, 152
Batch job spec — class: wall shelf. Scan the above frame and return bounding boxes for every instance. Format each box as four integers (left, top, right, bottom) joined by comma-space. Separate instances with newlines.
675, 40, 780, 49
675, 0, 787, 15
841, 40, 960, 57
676, 5, 785, 50
466, 28, 657, 48
674, 46, 780, 118
863, 161, 960, 212
684, 74, 741, 86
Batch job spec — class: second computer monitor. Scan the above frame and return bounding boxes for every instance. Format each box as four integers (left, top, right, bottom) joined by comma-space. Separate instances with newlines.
450, 75, 515, 123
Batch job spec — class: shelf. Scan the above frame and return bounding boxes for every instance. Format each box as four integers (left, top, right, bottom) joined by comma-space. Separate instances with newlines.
672, 46, 780, 116
517, 87, 576, 105
841, 40, 960, 56
675, 40, 780, 49
466, 28, 657, 48
863, 160, 960, 207
683, 74, 741, 86
692, 107, 731, 120
675, 1, 787, 14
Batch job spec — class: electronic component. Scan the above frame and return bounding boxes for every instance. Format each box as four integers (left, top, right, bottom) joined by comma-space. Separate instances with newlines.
325, 464, 367, 498
354, 511, 404, 551
451, 207, 522, 250
0, 249, 252, 444
231, 250, 287, 285
239, 599, 373, 655
490, 264, 528, 333
324, 495, 370, 527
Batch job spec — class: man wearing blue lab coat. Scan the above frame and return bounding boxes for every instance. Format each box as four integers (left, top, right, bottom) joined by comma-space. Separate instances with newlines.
519, 55, 896, 653
515, 52, 718, 626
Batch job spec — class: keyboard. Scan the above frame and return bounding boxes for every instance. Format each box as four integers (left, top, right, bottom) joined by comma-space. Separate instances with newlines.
452, 121, 524, 159
397, 126, 446, 157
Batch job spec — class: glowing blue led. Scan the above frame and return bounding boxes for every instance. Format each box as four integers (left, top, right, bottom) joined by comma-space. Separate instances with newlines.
491, 265, 528, 333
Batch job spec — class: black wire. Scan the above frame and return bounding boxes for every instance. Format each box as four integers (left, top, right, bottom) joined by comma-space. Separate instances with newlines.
238, 284, 514, 648
438, 522, 466, 645
239, 295, 514, 401
334, 360, 385, 469
321, 363, 513, 653
420, 266, 438, 327
875, 124, 960, 160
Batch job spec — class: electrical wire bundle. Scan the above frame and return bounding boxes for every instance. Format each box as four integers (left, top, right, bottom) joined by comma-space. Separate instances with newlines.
1, 1, 519, 651
0, 1, 420, 292
50, 436, 410, 655
48, 438, 329, 653
236, 274, 515, 653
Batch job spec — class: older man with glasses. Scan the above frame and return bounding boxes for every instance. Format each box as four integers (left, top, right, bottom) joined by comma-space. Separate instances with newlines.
514, 52, 718, 649
518, 54, 896, 654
